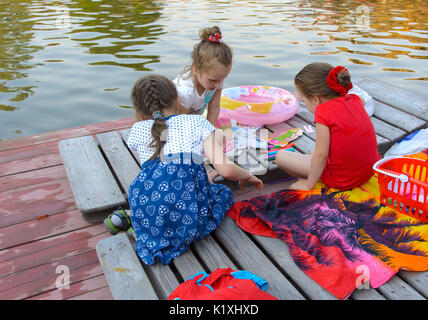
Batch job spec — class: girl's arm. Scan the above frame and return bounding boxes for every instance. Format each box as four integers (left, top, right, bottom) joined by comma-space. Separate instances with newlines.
291, 123, 329, 190
203, 131, 263, 190
206, 89, 222, 126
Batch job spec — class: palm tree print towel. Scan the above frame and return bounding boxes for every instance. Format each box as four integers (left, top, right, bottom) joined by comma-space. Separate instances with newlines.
227, 150, 428, 299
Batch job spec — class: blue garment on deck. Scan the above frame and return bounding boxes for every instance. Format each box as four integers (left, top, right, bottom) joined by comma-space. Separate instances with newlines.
129, 153, 234, 265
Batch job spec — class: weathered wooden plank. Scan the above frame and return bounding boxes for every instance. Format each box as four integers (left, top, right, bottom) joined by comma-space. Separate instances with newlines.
0, 118, 135, 152
192, 235, 238, 270
96, 131, 141, 194
350, 287, 386, 300
373, 100, 426, 133
0, 153, 62, 177
237, 148, 268, 176
144, 262, 181, 300
120, 129, 141, 165
0, 224, 107, 277
27, 274, 110, 300
397, 270, 428, 298
0, 165, 67, 193
215, 216, 305, 300
0, 179, 76, 228
68, 286, 113, 300
58, 136, 127, 216
370, 117, 407, 142
172, 249, 206, 281
0, 140, 59, 164
0, 249, 102, 300
376, 274, 425, 300
354, 76, 428, 121
123, 225, 179, 300
0, 209, 93, 251
250, 235, 337, 300
96, 233, 158, 300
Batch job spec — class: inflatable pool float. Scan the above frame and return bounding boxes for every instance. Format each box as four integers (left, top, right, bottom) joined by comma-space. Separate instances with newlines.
217, 86, 299, 127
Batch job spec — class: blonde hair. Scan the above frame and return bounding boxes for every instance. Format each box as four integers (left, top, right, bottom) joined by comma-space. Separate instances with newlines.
182, 26, 233, 78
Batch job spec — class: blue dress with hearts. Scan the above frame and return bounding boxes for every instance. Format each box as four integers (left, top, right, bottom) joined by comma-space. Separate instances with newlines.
126, 114, 234, 265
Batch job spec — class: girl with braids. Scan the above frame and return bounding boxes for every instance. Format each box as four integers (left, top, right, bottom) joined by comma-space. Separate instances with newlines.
173, 26, 232, 126
105, 74, 262, 265
275, 62, 380, 191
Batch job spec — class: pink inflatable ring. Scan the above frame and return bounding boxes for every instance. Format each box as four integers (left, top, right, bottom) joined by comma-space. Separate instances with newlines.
217, 86, 299, 127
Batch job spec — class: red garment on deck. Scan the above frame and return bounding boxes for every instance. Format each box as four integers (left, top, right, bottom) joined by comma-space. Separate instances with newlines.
168, 268, 277, 300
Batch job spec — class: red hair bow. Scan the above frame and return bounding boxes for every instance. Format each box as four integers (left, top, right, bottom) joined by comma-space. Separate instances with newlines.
326, 66, 353, 96
209, 33, 223, 43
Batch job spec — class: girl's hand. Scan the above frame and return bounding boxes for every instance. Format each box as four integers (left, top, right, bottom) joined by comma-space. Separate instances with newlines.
239, 174, 263, 191
289, 178, 311, 191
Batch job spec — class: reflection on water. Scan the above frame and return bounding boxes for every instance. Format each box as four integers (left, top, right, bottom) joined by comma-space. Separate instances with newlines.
67, 0, 164, 70
0, 0, 427, 140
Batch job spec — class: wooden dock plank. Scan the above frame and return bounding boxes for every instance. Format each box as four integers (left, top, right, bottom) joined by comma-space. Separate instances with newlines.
27, 274, 110, 300
0, 153, 62, 177
376, 275, 425, 300
0, 118, 135, 152
0, 249, 102, 300
354, 76, 428, 122
58, 136, 127, 217
0, 209, 92, 251
215, 216, 305, 300
398, 270, 428, 298
96, 233, 158, 300
0, 225, 107, 278
192, 235, 238, 271
126, 230, 180, 300
68, 286, 113, 300
370, 117, 407, 142
0, 179, 76, 228
350, 287, 386, 300
373, 100, 426, 133
0, 140, 59, 164
96, 131, 141, 193
143, 261, 181, 300
172, 249, 206, 281
0, 165, 67, 193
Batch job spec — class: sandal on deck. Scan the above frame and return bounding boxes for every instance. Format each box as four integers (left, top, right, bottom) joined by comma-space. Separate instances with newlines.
104, 208, 132, 235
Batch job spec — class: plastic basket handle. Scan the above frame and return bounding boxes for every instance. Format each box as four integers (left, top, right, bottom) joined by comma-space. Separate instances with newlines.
373, 157, 409, 183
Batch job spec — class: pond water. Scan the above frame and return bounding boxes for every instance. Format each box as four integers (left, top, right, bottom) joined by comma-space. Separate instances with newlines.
1, 0, 427, 140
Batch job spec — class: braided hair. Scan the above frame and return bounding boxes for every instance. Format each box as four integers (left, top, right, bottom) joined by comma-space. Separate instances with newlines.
131, 74, 178, 160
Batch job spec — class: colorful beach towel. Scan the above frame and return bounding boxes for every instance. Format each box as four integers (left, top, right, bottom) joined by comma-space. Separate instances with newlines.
227, 150, 428, 299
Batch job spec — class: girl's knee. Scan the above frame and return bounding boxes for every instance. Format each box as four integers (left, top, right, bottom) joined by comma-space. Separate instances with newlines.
274, 149, 291, 165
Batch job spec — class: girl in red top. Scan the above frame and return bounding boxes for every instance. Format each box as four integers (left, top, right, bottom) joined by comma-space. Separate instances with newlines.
275, 62, 380, 190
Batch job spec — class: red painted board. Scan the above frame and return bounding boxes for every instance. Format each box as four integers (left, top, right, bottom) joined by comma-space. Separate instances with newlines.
0, 165, 67, 193
27, 274, 110, 300
0, 249, 103, 300
0, 118, 134, 152
0, 209, 95, 251
0, 225, 107, 276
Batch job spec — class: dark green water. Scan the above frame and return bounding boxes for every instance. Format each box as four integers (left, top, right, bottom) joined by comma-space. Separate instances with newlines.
1, 0, 427, 140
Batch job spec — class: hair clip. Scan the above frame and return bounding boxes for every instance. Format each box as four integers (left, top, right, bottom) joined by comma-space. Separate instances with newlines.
152, 111, 163, 120
209, 33, 223, 43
